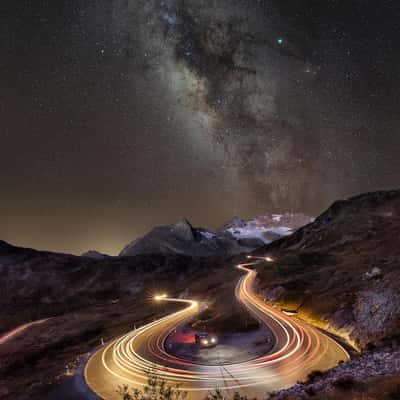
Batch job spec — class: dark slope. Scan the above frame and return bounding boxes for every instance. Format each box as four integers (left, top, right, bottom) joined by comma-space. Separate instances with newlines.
254, 189, 400, 349
0, 240, 232, 334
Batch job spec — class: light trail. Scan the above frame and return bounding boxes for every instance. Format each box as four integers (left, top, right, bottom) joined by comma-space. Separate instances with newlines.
0, 319, 49, 345
246, 255, 275, 262
85, 261, 349, 399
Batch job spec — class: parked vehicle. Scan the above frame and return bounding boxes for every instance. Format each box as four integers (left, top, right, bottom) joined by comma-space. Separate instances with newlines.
194, 332, 218, 347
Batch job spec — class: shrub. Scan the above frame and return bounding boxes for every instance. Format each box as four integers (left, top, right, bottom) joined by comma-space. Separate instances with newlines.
118, 377, 257, 400
117, 371, 187, 400
204, 389, 254, 400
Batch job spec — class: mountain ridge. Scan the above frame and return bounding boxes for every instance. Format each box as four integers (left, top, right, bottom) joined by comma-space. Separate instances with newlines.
119, 214, 312, 257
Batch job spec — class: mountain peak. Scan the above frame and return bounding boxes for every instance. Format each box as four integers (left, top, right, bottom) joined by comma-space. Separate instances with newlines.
173, 219, 196, 241
0, 240, 16, 253
81, 250, 110, 259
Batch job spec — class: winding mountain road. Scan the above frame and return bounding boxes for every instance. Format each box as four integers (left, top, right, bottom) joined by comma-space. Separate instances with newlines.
85, 261, 349, 399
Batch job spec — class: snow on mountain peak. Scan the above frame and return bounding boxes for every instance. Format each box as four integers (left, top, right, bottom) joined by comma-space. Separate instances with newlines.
221, 213, 313, 244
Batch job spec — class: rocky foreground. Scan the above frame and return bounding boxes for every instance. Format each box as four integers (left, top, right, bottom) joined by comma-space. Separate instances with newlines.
269, 344, 400, 400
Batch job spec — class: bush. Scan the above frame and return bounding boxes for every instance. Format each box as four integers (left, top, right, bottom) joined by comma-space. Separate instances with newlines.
117, 371, 187, 400
204, 389, 254, 400
118, 375, 256, 400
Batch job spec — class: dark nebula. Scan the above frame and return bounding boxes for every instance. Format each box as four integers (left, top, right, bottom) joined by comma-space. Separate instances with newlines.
1, 0, 399, 254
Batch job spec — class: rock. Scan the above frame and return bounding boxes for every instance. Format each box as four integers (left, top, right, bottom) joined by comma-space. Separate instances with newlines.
265, 286, 286, 302
365, 267, 382, 279
330, 309, 355, 330
352, 288, 400, 348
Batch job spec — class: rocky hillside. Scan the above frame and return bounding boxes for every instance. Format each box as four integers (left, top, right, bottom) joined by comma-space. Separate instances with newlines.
0, 240, 232, 334
254, 190, 400, 350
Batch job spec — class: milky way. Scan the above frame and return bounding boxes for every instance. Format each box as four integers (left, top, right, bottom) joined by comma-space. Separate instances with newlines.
1, 0, 400, 254
129, 0, 400, 211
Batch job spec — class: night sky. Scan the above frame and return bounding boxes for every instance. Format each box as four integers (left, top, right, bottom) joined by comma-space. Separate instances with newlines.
1, 0, 400, 255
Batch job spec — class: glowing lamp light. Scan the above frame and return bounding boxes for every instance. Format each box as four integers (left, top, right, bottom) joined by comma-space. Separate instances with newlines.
265, 256, 274, 262
154, 294, 168, 301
